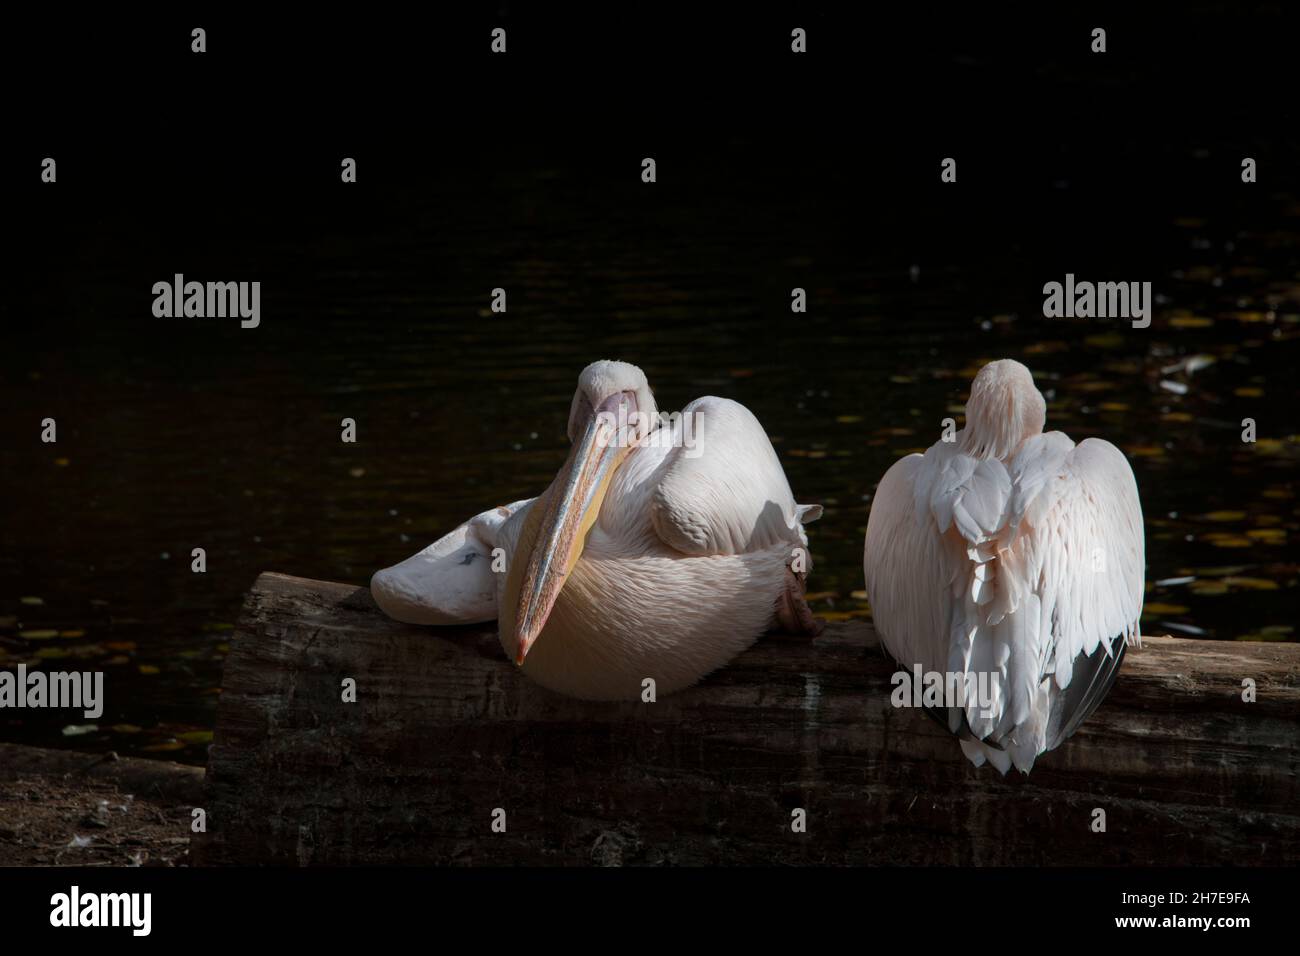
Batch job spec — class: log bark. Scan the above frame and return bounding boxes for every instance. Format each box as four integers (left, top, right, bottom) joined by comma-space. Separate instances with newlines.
193, 572, 1300, 866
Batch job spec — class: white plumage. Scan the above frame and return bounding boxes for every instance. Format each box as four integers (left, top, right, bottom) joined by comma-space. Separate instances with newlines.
373, 360, 822, 700
864, 359, 1144, 772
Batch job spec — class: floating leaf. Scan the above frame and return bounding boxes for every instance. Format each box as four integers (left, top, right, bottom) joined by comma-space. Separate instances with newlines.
1124, 445, 1166, 458
138, 664, 161, 675
1236, 626, 1294, 642
179, 730, 214, 745
61, 724, 99, 737
1203, 533, 1252, 548
19, 597, 44, 606
1203, 510, 1247, 522
1222, 577, 1280, 591
18, 629, 59, 640
1085, 332, 1124, 349
141, 740, 184, 753
1143, 603, 1190, 615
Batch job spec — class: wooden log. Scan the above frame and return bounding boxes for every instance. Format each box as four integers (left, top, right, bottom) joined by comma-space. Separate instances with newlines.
193, 572, 1300, 866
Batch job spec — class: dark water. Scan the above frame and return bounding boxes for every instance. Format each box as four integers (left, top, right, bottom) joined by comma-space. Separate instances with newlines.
2, 10, 1298, 763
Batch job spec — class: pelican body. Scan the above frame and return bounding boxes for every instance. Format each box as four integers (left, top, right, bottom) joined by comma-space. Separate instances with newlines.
373, 361, 822, 700
864, 359, 1145, 773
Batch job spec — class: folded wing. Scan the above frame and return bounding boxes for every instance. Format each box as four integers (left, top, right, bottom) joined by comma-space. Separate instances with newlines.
370, 498, 534, 625
650, 397, 821, 558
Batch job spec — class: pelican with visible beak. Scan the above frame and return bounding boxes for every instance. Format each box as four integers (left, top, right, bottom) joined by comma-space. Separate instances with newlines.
371, 360, 823, 700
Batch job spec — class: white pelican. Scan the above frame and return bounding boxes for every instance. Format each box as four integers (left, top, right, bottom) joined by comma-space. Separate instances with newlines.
863, 359, 1144, 773
372, 360, 824, 700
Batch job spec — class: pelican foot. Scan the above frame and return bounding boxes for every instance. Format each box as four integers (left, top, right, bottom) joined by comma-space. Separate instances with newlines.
772, 567, 825, 638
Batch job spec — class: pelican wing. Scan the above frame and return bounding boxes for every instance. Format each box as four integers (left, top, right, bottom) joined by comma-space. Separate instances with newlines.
865, 439, 1016, 729
864, 432, 1143, 771
650, 397, 821, 558
1009, 435, 1144, 748
371, 498, 534, 625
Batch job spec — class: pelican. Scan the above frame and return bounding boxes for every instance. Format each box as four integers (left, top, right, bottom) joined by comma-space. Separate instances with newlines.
371, 360, 824, 700
863, 359, 1144, 773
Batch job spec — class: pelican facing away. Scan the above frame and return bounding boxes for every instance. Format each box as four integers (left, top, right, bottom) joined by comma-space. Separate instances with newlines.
863, 359, 1144, 773
372, 360, 823, 700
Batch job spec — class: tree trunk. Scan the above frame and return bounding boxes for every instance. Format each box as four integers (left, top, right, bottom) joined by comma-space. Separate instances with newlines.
193, 572, 1300, 866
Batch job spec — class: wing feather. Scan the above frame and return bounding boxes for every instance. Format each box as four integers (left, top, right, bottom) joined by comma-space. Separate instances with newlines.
650, 397, 818, 558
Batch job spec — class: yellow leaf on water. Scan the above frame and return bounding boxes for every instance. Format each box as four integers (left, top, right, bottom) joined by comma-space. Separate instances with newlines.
1236, 625, 1295, 642
1190, 581, 1230, 596
179, 731, 214, 745
1187, 566, 1248, 577
1138, 600, 1190, 616
1206, 536, 1252, 548
835, 415, 863, 424
1203, 510, 1247, 522
1234, 387, 1264, 398
1085, 333, 1125, 349
138, 664, 161, 675
1169, 317, 1214, 328
1143, 603, 1190, 615
19, 629, 59, 640
1222, 577, 1280, 591
59, 629, 85, 638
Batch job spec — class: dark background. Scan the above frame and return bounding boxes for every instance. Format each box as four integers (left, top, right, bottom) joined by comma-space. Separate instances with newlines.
2, 4, 1297, 760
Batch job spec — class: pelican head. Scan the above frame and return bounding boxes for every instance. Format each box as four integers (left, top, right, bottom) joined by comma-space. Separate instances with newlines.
960, 359, 1046, 461
506, 360, 659, 665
